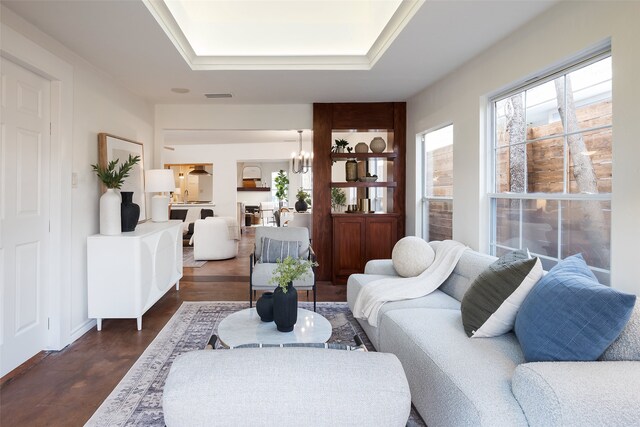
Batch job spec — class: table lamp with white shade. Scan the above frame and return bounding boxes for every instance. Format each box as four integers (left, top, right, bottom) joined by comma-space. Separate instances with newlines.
145, 169, 174, 222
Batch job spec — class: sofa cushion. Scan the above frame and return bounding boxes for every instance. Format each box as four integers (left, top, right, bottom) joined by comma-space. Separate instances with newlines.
600, 302, 640, 361
512, 361, 640, 426
259, 237, 301, 263
430, 241, 496, 302
379, 308, 527, 426
347, 273, 459, 349
461, 253, 542, 338
163, 348, 411, 427
515, 254, 636, 362
392, 236, 435, 277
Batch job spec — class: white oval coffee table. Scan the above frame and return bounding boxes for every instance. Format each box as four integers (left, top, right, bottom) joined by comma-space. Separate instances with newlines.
217, 308, 332, 348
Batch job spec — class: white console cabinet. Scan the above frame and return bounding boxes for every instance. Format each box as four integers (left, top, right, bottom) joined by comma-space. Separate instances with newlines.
87, 220, 183, 330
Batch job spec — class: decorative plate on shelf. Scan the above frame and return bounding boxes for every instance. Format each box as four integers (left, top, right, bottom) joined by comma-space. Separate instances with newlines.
359, 176, 378, 182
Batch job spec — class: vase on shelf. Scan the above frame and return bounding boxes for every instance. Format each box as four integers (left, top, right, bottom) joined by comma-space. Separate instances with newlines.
295, 199, 308, 213
345, 159, 358, 182
370, 137, 386, 153
120, 191, 140, 232
355, 142, 368, 153
273, 282, 298, 332
100, 188, 121, 235
256, 292, 274, 322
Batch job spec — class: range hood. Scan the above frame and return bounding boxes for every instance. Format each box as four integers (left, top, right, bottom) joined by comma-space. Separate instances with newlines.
189, 165, 211, 175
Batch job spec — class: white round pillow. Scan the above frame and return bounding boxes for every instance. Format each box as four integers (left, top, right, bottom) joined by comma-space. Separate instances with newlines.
392, 236, 435, 277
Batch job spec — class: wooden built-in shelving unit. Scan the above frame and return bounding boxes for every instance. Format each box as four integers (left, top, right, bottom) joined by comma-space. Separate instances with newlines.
313, 102, 406, 285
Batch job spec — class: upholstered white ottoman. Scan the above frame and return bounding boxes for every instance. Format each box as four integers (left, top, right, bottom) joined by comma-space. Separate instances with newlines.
163, 348, 411, 426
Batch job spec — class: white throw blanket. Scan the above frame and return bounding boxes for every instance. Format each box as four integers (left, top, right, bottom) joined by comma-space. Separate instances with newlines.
224, 217, 240, 241
352, 240, 468, 327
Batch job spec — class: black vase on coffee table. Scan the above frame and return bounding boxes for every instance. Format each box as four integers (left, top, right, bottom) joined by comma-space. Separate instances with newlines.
255, 292, 274, 322
273, 282, 298, 332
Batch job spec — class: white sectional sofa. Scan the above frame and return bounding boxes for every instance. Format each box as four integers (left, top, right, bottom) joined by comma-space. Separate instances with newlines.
347, 242, 640, 426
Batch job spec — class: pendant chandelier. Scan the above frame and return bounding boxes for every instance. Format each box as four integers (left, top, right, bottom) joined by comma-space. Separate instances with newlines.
290, 130, 311, 174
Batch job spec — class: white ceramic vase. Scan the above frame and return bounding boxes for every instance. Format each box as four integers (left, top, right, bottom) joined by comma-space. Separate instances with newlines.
370, 137, 386, 153
100, 188, 122, 235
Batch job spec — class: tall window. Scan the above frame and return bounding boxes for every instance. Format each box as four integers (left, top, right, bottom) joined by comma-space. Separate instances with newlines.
490, 52, 612, 284
421, 124, 453, 241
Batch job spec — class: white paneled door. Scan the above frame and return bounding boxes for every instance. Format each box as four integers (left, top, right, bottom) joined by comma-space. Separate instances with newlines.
0, 58, 51, 377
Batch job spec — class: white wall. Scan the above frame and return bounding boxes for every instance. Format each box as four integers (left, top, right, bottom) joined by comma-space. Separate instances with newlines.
236, 161, 290, 206
406, 1, 640, 294
156, 104, 313, 217
1, 6, 155, 344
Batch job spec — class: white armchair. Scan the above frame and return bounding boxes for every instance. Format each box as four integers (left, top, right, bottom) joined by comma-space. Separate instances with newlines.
192, 217, 239, 261
250, 226, 316, 311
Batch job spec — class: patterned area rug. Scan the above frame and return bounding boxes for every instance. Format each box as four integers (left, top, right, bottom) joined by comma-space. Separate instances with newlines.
182, 247, 206, 267
85, 301, 426, 426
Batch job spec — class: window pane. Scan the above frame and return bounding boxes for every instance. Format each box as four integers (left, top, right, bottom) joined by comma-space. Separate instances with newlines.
561, 200, 611, 271
490, 54, 612, 281
426, 146, 453, 197
424, 125, 453, 197
494, 97, 512, 148
526, 137, 565, 193
567, 128, 612, 194
495, 146, 529, 194
567, 57, 612, 131
526, 79, 563, 141
494, 147, 511, 193
427, 200, 452, 241
494, 198, 521, 248
522, 199, 558, 259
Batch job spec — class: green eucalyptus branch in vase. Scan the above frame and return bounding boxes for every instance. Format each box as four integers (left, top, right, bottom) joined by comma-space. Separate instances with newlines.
269, 256, 317, 292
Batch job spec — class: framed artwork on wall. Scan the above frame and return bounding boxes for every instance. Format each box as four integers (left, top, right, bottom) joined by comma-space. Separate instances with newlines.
98, 133, 146, 220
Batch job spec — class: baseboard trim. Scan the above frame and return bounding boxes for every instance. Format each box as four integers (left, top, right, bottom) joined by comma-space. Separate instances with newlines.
69, 319, 96, 343
0, 351, 50, 387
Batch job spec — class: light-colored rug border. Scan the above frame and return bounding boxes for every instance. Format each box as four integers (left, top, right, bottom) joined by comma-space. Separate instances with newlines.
84, 301, 349, 426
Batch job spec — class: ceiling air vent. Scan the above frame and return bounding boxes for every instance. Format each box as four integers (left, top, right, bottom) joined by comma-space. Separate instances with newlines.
204, 93, 232, 99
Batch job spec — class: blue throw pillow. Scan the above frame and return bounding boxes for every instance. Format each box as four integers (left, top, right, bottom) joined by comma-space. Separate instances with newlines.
514, 254, 636, 362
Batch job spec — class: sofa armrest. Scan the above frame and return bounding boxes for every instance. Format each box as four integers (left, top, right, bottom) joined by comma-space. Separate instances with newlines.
364, 259, 398, 276
512, 361, 640, 426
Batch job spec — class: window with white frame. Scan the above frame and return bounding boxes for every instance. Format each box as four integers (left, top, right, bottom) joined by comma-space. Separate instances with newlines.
489, 52, 612, 284
421, 124, 453, 241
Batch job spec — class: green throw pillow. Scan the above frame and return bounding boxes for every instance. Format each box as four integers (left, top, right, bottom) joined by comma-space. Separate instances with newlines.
461, 250, 543, 338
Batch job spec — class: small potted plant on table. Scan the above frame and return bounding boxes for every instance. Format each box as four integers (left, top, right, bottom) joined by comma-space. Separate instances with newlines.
295, 188, 311, 212
269, 256, 317, 332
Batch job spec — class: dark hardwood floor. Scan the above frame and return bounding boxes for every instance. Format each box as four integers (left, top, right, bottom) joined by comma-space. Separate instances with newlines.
0, 227, 346, 426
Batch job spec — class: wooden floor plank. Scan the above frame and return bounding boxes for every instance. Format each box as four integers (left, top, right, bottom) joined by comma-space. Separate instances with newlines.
0, 227, 346, 426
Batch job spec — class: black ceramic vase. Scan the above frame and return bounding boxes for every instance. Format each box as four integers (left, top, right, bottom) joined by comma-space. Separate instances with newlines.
255, 292, 274, 322
120, 191, 140, 232
273, 282, 298, 332
295, 199, 308, 213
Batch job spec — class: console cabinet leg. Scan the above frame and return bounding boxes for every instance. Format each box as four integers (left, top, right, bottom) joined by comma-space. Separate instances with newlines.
97, 318, 102, 331
137, 316, 142, 331
176, 280, 180, 291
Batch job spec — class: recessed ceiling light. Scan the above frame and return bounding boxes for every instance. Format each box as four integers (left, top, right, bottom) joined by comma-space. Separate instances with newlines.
171, 88, 190, 93
144, 0, 422, 70
204, 93, 233, 99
